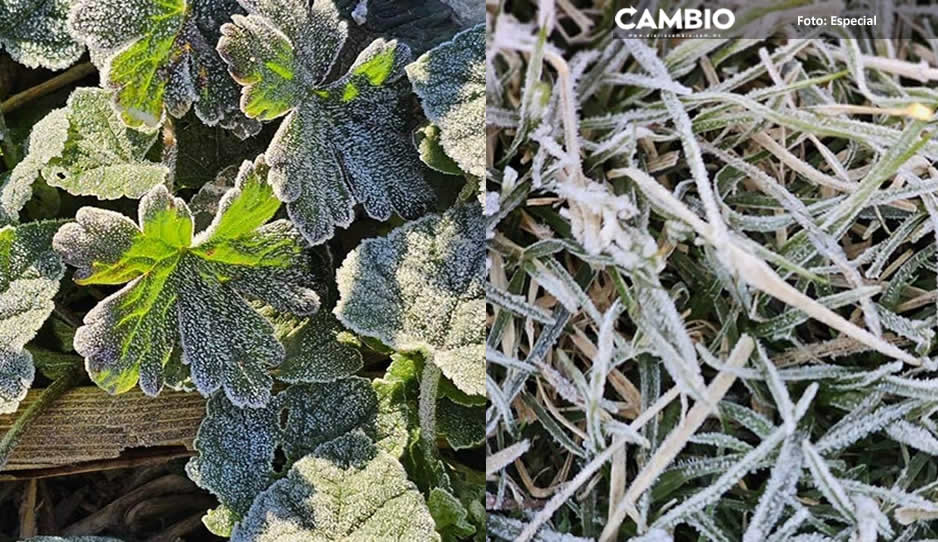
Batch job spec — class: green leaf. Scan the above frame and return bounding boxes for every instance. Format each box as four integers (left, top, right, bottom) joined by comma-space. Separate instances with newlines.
372, 353, 422, 460
218, 0, 434, 244
0, 221, 65, 413
53, 157, 320, 407
11, 88, 170, 200
68, 0, 260, 136
232, 432, 440, 542
202, 505, 237, 537
186, 377, 405, 519
428, 487, 477, 541
415, 124, 463, 175
407, 24, 484, 178
0, 0, 83, 69
335, 203, 485, 396
437, 398, 484, 450
23, 538, 125, 542
27, 347, 82, 380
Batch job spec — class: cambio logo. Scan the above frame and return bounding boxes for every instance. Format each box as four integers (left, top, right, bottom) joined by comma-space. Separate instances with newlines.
615, 5, 735, 33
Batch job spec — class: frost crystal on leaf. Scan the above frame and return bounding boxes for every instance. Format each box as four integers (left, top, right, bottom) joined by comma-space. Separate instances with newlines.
334, 0, 464, 53
0, 171, 33, 226
217, 0, 434, 244
0, 0, 83, 69
68, 0, 261, 136
276, 308, 364, 383
335, 203, 484, 396
11, 88, 170, 200
0, 221, 64, 414
232, 432, 440, 542
52, 157, 319, 407
186, 378, 405, 521
407, 24, 485, 178
437, 398, 484, 450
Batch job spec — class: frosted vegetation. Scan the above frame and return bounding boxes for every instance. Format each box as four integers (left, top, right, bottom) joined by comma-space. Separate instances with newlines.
485, 0, 938, 540
0, 0, 483, 539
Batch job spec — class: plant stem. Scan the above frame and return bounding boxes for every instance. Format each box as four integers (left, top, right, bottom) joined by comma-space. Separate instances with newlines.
0, 62, 95, 114
0, 365, 81, 470
0, 111, 16, 170
418, 361, 441, 459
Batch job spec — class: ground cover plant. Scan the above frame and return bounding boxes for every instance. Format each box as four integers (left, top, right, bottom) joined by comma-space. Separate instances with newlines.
0, 0, 484, 539
485, 0, 938, 541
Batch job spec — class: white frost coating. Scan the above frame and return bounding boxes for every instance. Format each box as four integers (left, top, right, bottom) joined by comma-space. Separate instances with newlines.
0, 171, 32, 226
335, 203, 485, 396
218, 0, 433, 245
187, 378, 391, 520
52, 157, 320, 408
437, 398, 483, 449
628, 529, 673, 542
12, 88, 169, 200
68, 0, 259, 136
407, 24, 485, 178
0, 221, 65, 413
232, 433, 440, 542
0, 0, 83, 69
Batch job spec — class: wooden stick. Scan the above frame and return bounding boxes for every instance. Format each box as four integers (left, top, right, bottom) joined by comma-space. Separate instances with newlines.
0, 63, 95, 113
0, 387, 204, 473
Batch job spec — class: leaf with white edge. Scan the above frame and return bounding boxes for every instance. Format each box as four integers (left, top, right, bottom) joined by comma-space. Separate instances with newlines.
68, 0, 260, 136
372, 353, 422, 460
232, 432, 440, 542
276, 308, 363, 383
407, 24, 484, 178
428, 487, 476, 541
53, 157, 320, 407
12, 88, 169, 200
0, 0, 83, 69
217, 0, 434, 244
0, 171, 32, 226
335, 203, 484, 396
0, 221, 65, 414
415, 124, 463, 175
186, 377, 403, 519
203, 505, 237, 537
437, 398, 483, 450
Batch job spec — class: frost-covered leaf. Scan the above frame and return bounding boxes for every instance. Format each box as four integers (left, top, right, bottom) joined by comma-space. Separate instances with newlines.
11, 88, 169, 200
334, 0, 464, 53
428, 487, 476, 541
437, 398, 484, 449
217, 0, 434, 244
335, 203, 484, 396
276, 307, 363, 383
53, 157, 319, 407
186, 377, 404, 519
0, 171, 32, 226
0, 0, 83, 69
407, 24, 484, 178
68, 0, 260, 136
0, 221, 64, 414
232, 432, 439, 542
